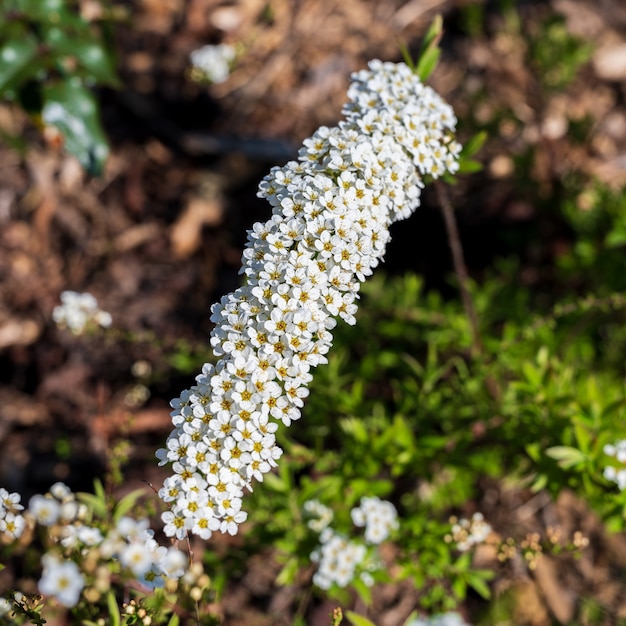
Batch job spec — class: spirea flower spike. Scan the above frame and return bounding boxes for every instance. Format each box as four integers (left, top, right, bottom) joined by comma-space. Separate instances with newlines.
157, 60, 461, 539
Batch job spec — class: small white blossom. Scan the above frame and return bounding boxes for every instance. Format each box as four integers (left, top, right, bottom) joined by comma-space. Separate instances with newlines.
120, 541, 154, 577
53, 291, 112, 335
50, 482, 72, 501
38, 555, 85, 607
0, 488, 23, 516
189, 44, 236, 84
29, 494, 61, 526
448, 513, 492, 552
0, 597, 12, 617
0, 511, 26, 539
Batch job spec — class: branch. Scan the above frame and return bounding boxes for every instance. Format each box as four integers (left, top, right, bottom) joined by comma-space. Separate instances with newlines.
435, 181, 483, 357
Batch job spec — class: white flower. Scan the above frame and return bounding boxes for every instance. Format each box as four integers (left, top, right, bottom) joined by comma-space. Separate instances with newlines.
50, 482, 72, 500
406, 613, 471, 626
29, 494, 61, 526
0, 488, 23, 516
0, 512, 26, 539
189, 44, 235, 84
38, 556, 85, 607
53, 291, 112, 335
0, 597, 12, 616
161, 510, 190, 540
449, 513, 491, 552
120, 541, 154, 577
159, 547, 187, 579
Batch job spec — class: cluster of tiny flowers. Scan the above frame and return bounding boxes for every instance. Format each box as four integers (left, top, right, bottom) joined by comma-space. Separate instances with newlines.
189, 43, 236, 84
603, 440, 626, 490
351, 495, 399, 544
407, 612, 471, 626
306, 496, 397, 590
446, 513, 492, 552
158, 59, 460, 539
311, 528, 368, 589
52, 290, 112, 335
0, 483, 186, 609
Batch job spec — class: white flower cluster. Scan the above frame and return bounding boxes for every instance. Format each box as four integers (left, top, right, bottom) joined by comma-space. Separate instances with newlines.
52, 290, 112, 335
0, 482, 187, 609
312, 528, 368, 589
407, 612, 471, 626
603, 440, 626, 490
351, 495, 399, 544
448, 512, 492, 552
307, 496, 398, 590
189, 43, 236, 84
158, 59, 460, 539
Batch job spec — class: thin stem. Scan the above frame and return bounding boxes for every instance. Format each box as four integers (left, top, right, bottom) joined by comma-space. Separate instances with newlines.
435, 181, 483, 357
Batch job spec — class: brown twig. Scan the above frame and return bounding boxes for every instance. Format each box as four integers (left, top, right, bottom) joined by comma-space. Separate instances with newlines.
435, 181, 483, 357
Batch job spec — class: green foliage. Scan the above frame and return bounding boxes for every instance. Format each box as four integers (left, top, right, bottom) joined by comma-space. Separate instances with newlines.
240, 185, 626, 612
0, 0, 120, 174
527, 16, 593, 91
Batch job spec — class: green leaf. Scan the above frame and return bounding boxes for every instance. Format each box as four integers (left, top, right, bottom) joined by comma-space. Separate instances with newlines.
573, 421, 592, 454
345, 611, 377, 626
276, 556, 299, 586
113, 488, 147, 523
42, 79, 109, 175
525, 442, 542, 462
106, 590, 121, 626
263, 471, 288, 493
94, 478, 106, 501
352, 577, 373, 606
530, 472, 548, 492
397, 39, 417, 72
420, 14, 443, 57
546, 445, 586, 469
0, 37, 39, 95
76, 493, 107, 518
416, 47, 441, 82
415, 14, 443, 81
457, 158, 483, 174
459, 131, 487, 159
605, 229, 626, 248
466, 569, 493, 599
451, 575, 467, 600
167, 614, 180, 626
